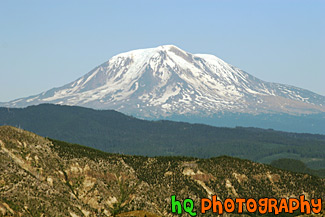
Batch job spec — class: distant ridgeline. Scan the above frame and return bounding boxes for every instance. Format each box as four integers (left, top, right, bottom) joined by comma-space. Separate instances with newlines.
165, 112, 325, 135
0, 104, 325, 174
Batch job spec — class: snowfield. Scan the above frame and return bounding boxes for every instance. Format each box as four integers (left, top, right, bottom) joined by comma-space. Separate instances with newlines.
2, 45, 325, 117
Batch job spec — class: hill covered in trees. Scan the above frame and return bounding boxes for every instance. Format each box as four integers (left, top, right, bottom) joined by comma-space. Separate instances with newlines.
1, 104, 325, 171
271, 158, 325, 178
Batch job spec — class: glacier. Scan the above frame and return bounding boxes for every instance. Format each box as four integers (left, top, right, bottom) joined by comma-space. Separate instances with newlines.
1, 45, 324, 118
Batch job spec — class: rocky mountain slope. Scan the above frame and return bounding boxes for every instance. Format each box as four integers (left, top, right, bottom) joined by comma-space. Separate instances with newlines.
1, 126, 324, 216
1, 104, 325, 171
1, 45, 324, 118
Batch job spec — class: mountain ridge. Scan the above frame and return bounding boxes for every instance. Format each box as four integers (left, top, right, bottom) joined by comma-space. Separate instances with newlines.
1, 45, 324, 117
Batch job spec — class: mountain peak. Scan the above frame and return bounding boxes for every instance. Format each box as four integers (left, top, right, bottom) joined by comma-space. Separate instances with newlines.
1, 46, 324, 117
110, 44, 188, 63
157, 44, 180, 50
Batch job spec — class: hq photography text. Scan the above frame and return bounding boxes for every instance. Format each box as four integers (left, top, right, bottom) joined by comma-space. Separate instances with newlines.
171, 195, 322, 216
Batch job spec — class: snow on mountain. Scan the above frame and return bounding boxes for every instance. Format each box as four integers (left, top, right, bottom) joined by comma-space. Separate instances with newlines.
2, 45, 325, 117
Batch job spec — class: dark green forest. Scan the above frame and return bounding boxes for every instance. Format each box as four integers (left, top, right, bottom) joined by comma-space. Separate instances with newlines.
270, 158, 325, 178
1, 104, 324, 172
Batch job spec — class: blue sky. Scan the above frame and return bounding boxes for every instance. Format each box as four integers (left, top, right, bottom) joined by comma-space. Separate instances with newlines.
0, 0, 324, 102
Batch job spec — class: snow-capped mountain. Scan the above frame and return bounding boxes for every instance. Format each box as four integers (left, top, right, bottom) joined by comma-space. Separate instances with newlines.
2, 45, 325, 117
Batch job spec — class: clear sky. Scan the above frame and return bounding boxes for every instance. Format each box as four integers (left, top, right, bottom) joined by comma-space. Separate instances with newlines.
0, 0, 324, 102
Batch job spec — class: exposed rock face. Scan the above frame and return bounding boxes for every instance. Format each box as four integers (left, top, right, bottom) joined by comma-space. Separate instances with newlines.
0, 126, 324, 216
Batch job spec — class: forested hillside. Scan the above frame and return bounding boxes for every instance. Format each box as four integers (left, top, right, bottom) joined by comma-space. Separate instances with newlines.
1, 104, 324, 171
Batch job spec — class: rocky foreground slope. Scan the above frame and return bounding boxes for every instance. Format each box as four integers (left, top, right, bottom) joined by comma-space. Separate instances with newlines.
0, 126, 324, 216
